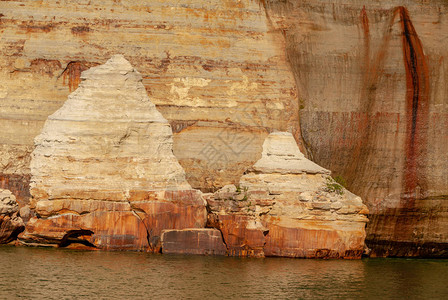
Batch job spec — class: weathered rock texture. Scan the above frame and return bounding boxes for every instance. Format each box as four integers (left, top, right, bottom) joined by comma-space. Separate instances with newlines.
161, 228, 227, 255
262, 0, 448, 257
0, 0, 298, 201
0, 0, 447, 257
19, 55, 206, 250
206, 132, 369, 258
0, 189, 25, 243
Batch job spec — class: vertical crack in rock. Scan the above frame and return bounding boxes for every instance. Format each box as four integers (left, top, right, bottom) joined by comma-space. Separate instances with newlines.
124, 193, 155, 252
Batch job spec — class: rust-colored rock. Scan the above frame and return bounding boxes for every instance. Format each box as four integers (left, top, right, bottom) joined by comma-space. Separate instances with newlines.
161, 228, 227, 255
206, 133, 369, 258
19, 56, 207, 250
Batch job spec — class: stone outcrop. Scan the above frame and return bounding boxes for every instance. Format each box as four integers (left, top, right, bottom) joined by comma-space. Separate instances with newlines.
19, 55, 206, 250
206, 132, 369, 258
0, 0, 298, 201
161, 228, 227, 255
261, 0, 448, 257
0, 189, 25, 244
0, 0, 446, 257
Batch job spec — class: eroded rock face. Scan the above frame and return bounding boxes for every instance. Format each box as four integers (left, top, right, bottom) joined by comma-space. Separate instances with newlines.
1, 0, 446, 257
206, 132, 369, 258
19, 55, 206, 250
0, 189, 25, 244
262, 0, 448, 257
0, 0, 298, 200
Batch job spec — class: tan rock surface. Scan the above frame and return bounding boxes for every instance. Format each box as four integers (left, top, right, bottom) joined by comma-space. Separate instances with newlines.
0, 189, 25, 244
0, 0, 298, 200
206, 132, 369, 258
19, 55, 207, 250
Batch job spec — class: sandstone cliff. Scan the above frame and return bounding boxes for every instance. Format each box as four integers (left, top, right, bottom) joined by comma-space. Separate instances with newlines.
0, 0, 447, 257
206, 132, 369, 258
0, 0, 297, 202
19, 55, 206, 250
262, 0, 448, 257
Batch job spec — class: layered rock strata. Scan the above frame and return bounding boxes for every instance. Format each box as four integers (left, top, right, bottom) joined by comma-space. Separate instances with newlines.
1, 0, 446, 257
161, 228, 227, 255
19, 55, 206, 250
206, 132, 369, 258
0, 0, 298, 200
262, 0, 448, 257
0, 189, 25, 244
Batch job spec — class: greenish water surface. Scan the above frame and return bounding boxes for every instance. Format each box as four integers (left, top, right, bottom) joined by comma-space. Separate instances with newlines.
1, 246, 447, 299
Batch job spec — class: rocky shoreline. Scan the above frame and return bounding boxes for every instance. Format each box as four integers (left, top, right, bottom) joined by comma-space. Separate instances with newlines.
1, 56, 369, 258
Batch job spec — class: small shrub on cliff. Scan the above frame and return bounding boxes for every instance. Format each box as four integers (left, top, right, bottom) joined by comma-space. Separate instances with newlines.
236, 185, 241, 193
333, 175, 347, 188
325, 177, 344, 195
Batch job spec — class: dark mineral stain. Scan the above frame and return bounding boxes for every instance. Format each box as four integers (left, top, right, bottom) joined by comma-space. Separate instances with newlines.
348, 6, 429, 206
71, 26, 91, 35
202, 64, 213, 71
60, 61, 99, 92
397, 6, 429, 205
360, 6, 370, 73
20, 21, 54, 33
30, 58, 62, 76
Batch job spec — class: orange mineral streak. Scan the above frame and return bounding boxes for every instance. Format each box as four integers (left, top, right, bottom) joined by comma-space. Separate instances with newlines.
350, 7, 429, 206
61, 61, 98, 92
345, 7, 396, 188
360, 6, 370, 73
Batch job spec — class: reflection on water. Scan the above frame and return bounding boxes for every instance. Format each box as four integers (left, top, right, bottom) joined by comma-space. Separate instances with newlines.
1, 246, 447, 299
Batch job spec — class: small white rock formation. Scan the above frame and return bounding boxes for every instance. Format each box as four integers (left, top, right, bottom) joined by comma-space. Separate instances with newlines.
20, 55, 206, 250
206, 132, 369, 258
252, 132, 330, 175
0, 189, 24, 243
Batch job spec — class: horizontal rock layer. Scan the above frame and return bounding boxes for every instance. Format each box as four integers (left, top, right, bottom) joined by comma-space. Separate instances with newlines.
0, 0, 446, 257
206, 132, 369, 258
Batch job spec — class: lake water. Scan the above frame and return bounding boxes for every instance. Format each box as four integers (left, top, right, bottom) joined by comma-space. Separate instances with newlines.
1, 246, 447, 299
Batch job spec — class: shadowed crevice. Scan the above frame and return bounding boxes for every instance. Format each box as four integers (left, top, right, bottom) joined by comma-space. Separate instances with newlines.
58, 229, 96, 248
